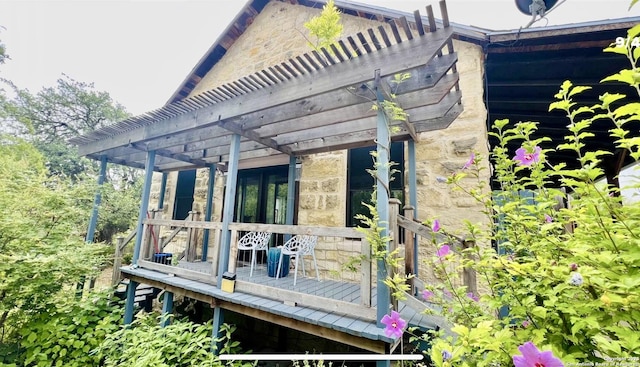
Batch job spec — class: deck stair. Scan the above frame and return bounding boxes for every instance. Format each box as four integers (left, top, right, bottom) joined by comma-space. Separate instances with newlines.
114, 279, 161, 312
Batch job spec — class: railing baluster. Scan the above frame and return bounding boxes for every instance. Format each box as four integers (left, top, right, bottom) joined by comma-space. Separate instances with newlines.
360, 238, 372, 307
403, 205, 416, 295
112, 236, 124, 286
462, 238, 478, 296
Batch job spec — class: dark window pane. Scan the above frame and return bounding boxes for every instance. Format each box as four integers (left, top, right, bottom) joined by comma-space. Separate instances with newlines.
173, 169, 196, 220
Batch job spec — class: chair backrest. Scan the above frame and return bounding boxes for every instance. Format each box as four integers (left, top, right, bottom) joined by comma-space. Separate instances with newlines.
238, 231, 271, 250
282, 235, 317, 255
301, 235, 318, 255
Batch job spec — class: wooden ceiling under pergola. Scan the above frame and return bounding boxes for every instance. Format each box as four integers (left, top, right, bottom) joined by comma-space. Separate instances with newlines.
70, 2, 462, 172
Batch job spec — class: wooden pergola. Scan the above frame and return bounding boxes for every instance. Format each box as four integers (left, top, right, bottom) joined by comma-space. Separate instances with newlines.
71, 0, 462, 358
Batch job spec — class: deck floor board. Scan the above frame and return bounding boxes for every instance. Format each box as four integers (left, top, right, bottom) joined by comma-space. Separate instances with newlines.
121, 262, 443, 349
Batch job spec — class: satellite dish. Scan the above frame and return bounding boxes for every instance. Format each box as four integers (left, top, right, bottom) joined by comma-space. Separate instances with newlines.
515, 0, 559, 15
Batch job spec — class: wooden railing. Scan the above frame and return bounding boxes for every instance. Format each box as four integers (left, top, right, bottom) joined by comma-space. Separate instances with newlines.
389, 199, 478, 297
112, 229, 137, 286
134, 218, 377, 321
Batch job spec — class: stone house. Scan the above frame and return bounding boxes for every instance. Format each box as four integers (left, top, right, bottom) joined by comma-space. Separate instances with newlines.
72, 0, 639, 356
148, 0, 490, 284
148, 0, 637, 282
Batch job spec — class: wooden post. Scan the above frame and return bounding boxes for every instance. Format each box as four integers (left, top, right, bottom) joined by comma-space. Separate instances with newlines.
112, 236, 124, 286
210, 229, 220, 281
132, 150, 155, 265
462, 238, 478, 296
374, 70, 391, 326
403, 205, 416, 295
186, 210, 200, 262
388, 198, 400, 311
161, 291, 174, 328
228, 229, 238, 273
360, 238, 372, 307
140, 221, 151, 261
202, 164, 216, 261
124, 280, 139, 325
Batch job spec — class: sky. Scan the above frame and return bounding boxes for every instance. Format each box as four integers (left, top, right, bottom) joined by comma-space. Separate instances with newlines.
0, 0, 637, 116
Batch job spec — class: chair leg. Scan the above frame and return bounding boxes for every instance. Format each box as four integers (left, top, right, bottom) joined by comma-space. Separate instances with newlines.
249, 249, 256, 277
293, 255, 299, 286
276, 252, 283, 279
312, 252, 320, 281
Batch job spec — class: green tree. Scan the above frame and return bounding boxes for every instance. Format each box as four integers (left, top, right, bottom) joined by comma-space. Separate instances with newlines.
0, 26, 8, 65
0, 136, 108, 342
1, 75, 140, 243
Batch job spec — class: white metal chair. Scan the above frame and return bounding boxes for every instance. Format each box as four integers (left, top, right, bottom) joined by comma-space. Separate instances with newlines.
276, 235, 319, 286
236, 231, 271, 277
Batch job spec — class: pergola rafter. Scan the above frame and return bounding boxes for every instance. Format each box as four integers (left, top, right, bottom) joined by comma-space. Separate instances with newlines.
72, 2, 462, 172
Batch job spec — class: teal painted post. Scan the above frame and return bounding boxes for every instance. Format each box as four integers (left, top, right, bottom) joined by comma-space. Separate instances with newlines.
123, 280, 139, 325
86, 155, 107, 243
285, 155, 296, 242
158, 172, 168, 210
217, 134, 240, 285
132, 150, 156, 265
202, 164, 216, 261
375, 70, 391, 326
211, 307, 225, 354
212, 135, 240, 346
408, 140, 419, 275
160, 291, 174, 327
78, 156, 108, 294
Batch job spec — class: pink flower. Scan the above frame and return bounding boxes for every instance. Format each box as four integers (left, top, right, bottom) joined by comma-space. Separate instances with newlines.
522, 320, 530, 328
380, 310, 406, 339
443, 289, 452, 299
544, 214, 553, 223
437, 244, 451, 258
432, 219, 441, 233
513, 146, 542, 166
463, 153, 475, 169
422, 290, 434, 301
466, 292, 479, 302
513, 342, 564, 367
570, 263, 578, 272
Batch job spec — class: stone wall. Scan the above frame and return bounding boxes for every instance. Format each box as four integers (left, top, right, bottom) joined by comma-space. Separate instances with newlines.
148, 2, 490, 285
412, 39, 490, 285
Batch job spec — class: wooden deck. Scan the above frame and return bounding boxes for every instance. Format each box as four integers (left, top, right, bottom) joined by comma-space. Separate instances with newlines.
120, 261, 444, 353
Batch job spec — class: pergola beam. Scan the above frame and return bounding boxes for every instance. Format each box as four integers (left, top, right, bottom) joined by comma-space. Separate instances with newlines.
77, 27, 453, 157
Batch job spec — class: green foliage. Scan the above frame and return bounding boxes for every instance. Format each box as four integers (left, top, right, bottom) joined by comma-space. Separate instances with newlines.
423, 36, 640, 366
0, 26, 8, 65
98, 315, 249, 367
303, 0, 343, 53
1, 74, 141, 244
95, 180, 140, 244
17, 291, 122, 367
4, 74, 129, 142
0, 136, 108, 340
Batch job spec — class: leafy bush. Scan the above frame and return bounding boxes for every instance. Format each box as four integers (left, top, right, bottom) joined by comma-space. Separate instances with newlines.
0, 137, 108, 340
97, 314, 249, 367
17, 291, 122, 367
420, 24, 640, 366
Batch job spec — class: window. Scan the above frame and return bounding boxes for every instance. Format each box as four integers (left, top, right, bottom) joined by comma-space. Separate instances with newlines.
173, 169, 196, 220
347, 142, 404, 227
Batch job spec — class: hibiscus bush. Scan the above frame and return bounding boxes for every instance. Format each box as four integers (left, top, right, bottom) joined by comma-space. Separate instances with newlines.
409, 24, 640, 367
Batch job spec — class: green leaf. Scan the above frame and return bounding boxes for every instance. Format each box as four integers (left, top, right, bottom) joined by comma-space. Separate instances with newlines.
601, 69, 638, 86
628, 23, 640, 39
568, 86, 592, 98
